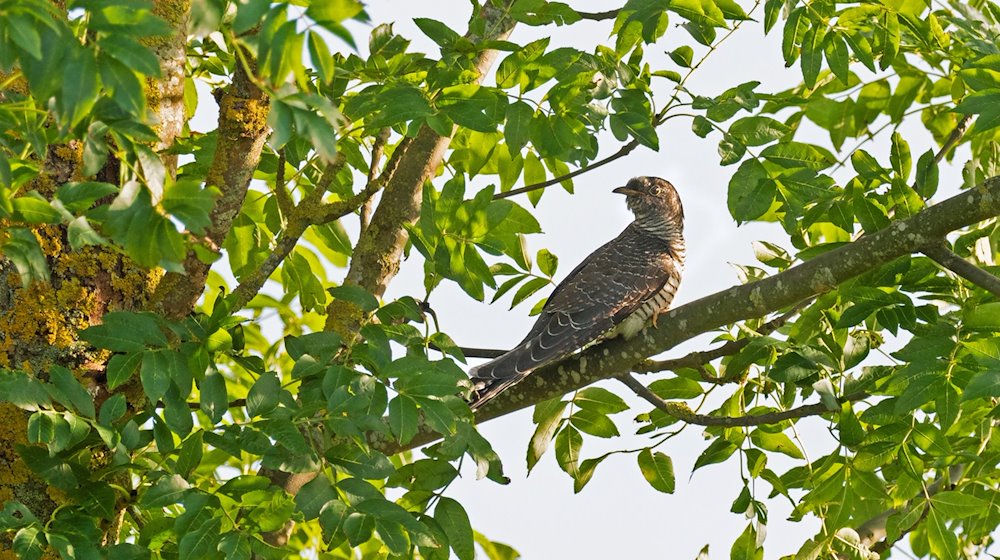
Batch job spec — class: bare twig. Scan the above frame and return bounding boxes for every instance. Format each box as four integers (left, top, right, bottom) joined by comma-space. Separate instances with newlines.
361, 128, 390, 233
274, 148, 293, 218
921, 241, 1000, 297
933, 114, 973, 165
635, 298, 813, 379
493, 140, 639, 200
617, 373, 863, 427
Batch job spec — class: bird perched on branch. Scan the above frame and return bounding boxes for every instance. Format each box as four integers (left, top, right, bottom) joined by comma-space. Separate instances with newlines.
468, 176, 685, 409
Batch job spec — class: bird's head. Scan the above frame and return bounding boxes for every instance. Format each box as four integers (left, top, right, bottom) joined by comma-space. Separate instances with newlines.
613, 176, 684, 238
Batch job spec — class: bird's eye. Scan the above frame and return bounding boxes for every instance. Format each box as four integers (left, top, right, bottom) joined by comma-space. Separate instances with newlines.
649, 185, 661, 196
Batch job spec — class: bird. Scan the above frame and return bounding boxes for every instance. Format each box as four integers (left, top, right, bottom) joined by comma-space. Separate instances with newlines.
468, 176, 685, 409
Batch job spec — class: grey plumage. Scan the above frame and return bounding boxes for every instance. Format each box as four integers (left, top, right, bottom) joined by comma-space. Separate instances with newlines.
468, 176, 685, 409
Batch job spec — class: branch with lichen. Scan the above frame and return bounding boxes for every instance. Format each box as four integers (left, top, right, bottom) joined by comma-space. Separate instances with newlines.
370, 174, 1000, 455
153, 49, 270, 320
324, 0, 518, 338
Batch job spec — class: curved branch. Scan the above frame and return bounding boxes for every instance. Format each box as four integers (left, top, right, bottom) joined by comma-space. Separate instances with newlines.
493, 140, 639, 200
372, 174, 1000, 454
617, 373, 864, 426
921, 241, 1000, 298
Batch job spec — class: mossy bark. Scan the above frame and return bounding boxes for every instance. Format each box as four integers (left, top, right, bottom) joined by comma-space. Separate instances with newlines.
0, 1, 192, 551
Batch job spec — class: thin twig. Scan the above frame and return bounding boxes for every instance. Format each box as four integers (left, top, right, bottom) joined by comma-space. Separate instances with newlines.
228, 154, 387, 310
616, 373, 863, 427
635, 298, 813, 379
361, 128, 390, 233
921, 241, 1000, 297
933, 114, 973, 165
493, 140, 639, 200
274, 149, 293, 218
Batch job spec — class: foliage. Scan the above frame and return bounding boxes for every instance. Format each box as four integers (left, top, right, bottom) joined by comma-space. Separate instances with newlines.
0, 0, 1000, 559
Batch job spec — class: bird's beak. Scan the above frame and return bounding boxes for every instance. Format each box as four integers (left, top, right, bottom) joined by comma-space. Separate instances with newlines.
613, 185, 642, 196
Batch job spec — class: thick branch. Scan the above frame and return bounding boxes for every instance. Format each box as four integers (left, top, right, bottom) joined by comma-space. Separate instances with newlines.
372, 175, 1000, 454
154, 52, 270, 319
618, 373, 863, 426
325, 1, 517, 337
921, 241, 1000, 297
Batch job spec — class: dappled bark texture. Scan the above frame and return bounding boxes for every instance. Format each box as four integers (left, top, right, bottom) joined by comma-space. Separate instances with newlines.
0, 1, 192, 553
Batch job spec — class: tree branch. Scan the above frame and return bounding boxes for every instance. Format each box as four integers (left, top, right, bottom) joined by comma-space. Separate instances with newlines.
634, 298, 812, 380
921, 241, 1000, 297
228, 154, 393, 310
617, 373, 862, 426
360, 128, 391, 234
325, 1, 518, 338
493, 140, 639, 200
153, 50, 270, 319
371, 175, 1000, 455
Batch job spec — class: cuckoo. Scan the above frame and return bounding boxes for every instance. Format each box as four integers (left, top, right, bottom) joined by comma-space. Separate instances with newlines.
468, 176, 685, 409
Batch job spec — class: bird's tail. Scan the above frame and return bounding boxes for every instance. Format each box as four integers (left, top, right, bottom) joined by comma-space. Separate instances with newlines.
468, 376, 524, 410
466, 346, 536, 409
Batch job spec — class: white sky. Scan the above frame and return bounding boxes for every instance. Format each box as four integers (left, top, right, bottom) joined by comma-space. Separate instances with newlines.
191, 1, 969, 557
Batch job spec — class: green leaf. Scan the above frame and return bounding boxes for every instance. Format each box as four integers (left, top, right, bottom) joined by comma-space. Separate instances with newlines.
824, 33, 849, 84
295, 475, 338, 520
730, 524, 763, 560
162, 180, 219, 234
49, 366, 95, 418
931, 491, 989, 518
328, 285, 379, 313
307, 31, 335, 84
570, 408, 619, 438
669, 46, 693, 67
388, 395, 419, 444
80, 311, 167, 352
637, 449, 675, 493
890, 132, 911, 182
536, 248, 558, 277
692, 115, 714, 138
962, 369, 1000, 401
12, 195, 61, 224
435, 497, 474, 560
727, 116, 790, 146
727, 158, 775, 223
413, 18, 461, 48
140, 351, 171, 403
555, 425, 582, 477
574, 387, 628, 414
749, 429, 804, 459
246, 372, 281, 417
760, 142, 835, 170
199, 368, 228, 424
1, 228, 49, 286
926, 509, 959, 560
505, 101, 533, 153
140, 474, 191, 507
527, 399, 567, 472
694, 438, 738, 471
648, 377, 703, 399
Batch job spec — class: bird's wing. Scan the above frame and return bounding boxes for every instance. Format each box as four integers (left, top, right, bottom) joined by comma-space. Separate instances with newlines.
470, 226, 677, 398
